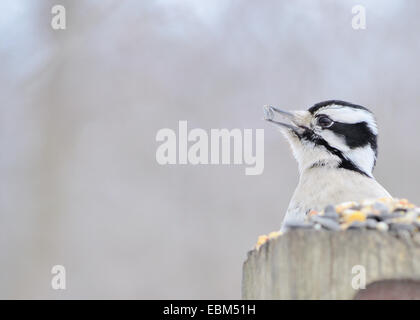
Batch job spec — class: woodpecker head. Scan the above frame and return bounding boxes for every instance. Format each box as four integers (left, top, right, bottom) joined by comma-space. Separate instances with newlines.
264, 100, 378, 177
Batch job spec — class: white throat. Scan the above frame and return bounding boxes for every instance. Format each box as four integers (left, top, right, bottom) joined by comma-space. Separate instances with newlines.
284, 131, 375, 177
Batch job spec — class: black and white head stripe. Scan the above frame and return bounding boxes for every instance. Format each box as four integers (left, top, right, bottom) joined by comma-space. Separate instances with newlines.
309, 100, 377, 135
305, 100, 378, 176
308, 100, 371, 115
323, 120, 378, 157
296, 128, 372, 177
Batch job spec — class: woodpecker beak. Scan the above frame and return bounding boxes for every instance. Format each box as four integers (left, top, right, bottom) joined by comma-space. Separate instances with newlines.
263, 105, 306, 132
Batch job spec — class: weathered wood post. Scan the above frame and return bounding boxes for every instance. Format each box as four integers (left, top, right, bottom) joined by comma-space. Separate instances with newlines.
242, 229, 420, 299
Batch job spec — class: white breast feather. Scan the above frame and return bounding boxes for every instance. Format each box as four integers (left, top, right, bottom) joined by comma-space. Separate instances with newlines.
280, 167, 391, 231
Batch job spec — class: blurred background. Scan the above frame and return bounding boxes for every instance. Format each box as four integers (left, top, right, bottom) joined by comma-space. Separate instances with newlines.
1, 0, 420, 299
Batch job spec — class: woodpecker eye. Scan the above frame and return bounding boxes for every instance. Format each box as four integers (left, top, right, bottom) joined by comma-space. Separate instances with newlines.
317, 116, 333, 128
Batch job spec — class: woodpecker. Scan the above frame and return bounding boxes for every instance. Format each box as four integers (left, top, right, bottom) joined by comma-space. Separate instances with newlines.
263, 100, 391, 231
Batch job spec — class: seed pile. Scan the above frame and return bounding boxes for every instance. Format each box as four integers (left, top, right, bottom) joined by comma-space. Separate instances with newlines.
255, 198, 420, 250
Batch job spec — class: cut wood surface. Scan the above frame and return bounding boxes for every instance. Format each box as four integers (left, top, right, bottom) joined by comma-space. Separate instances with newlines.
242, 229, 420, 299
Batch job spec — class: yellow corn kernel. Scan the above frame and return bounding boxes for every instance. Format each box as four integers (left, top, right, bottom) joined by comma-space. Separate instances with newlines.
343, 211, 366, 223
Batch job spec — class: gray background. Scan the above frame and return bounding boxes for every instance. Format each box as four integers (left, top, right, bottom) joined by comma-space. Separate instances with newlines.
1, 0, 419, 299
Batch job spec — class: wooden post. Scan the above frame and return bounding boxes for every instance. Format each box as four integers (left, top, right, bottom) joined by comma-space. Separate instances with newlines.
242, 229, 420, 299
